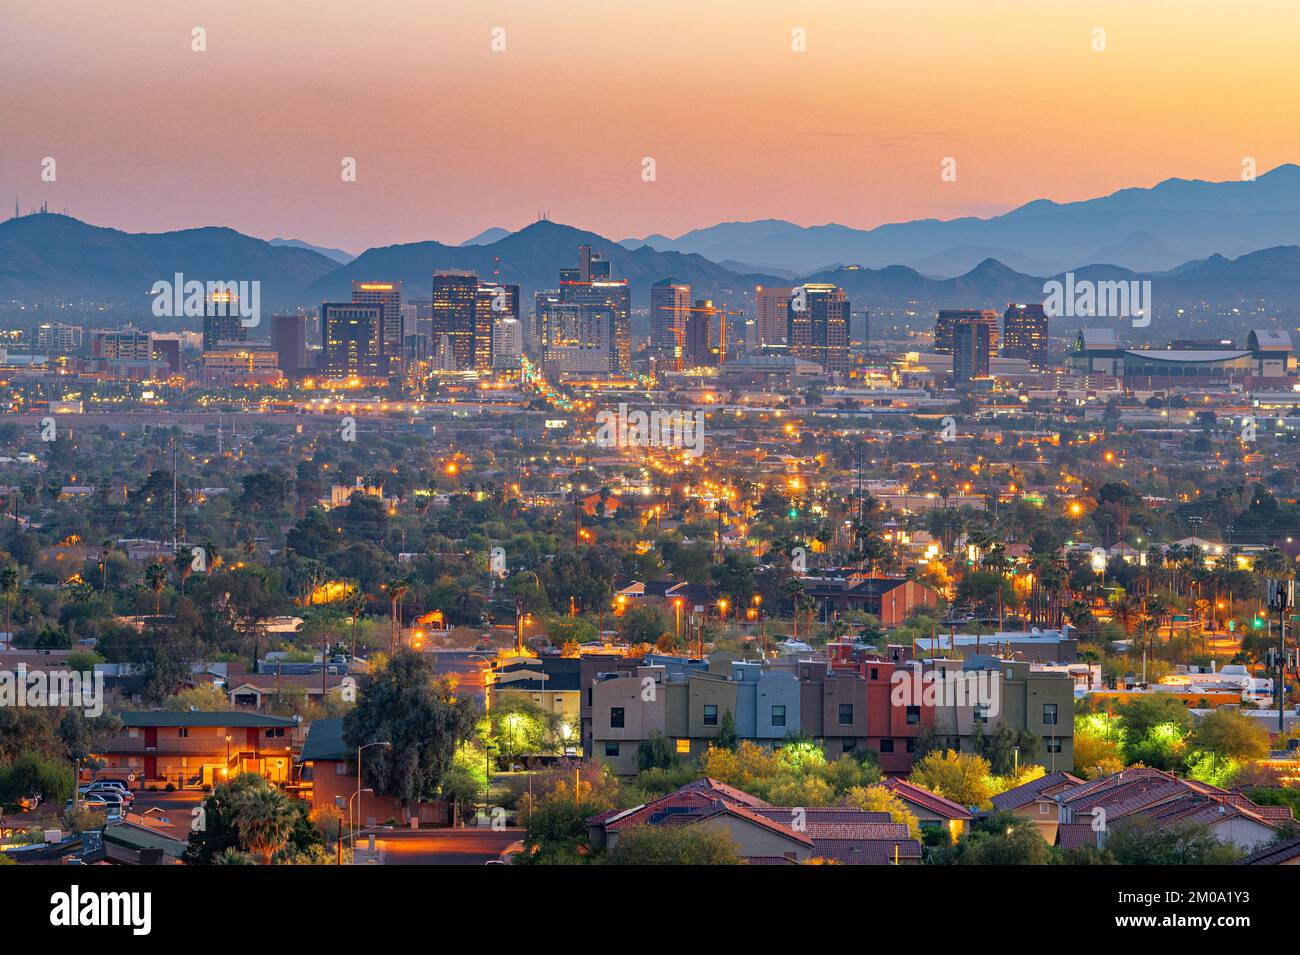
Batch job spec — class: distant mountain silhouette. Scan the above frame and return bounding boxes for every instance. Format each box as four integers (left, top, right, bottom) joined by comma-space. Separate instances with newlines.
636, 164, 1300, 275
268, 237, 355, 264
6, 212, 1300, 320
304, 219, 785, 308
458, 227, 512, 247
0, 214, 338, 307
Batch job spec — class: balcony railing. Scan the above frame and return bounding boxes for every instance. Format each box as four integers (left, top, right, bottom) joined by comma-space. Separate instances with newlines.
101, 738, 292, 756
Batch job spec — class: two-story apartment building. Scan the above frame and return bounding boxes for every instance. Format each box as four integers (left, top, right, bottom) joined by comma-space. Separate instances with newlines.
93, 711, 299, 789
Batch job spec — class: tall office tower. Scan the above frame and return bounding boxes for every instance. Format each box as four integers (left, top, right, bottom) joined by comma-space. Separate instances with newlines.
558, 248, 630, 374
935, 309, 998, 355
650, 277, 692, 368
493, 317, 524, 370
272, 313, 307, 378
430, 271, 478, 371
531, 291, 559, 355
35, 322, 83, 355
202, 303, 246, 351
320, 302, 384, 377
755, 286, 795, 347
787, 283, 850, 372
351, 281, 403, 375
684, 299, 716, 367
475, 282, 520, 371
1002, 303, 1049, 368
541, 302, 616, 375
953, 316, 992, 385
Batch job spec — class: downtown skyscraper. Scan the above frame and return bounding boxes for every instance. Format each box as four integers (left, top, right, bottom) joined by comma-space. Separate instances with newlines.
351, 281, 404, 375
543, 245, 631, 375
787, 283, 850, 372
430, 271, 479, 371
1002, 303, 1049, 368
650, 276, 691, 369
935, 309, 999, 356
320, 302, 384, 377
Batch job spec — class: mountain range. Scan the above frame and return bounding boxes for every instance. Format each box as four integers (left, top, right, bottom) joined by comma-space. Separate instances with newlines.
621, 164, 1300, 276
4, 165, 1300, 318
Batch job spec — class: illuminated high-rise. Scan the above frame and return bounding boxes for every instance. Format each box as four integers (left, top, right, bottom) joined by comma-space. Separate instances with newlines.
351, 281, 403, 375
651, 277, 691, 368
321, 302, 384, 377
935, 309, 998, 355
1002, 303, 1049, 368
787, 283, 849, 372
430, 271, 479, 371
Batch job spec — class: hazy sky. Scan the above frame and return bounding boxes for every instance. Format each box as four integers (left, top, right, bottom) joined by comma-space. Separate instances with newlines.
3, 0, 1298, 252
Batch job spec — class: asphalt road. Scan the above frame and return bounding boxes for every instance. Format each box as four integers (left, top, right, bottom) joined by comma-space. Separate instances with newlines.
370, 827, 523, 865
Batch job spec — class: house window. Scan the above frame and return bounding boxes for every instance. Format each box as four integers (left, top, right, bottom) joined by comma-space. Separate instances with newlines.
177, 727, 189, 738
879, 738, 894, 753
335, 762, 349, 775
587, 689, 593, 706
974, 705, 989, 724
675, 739, 690, 754
703, 704, 718, 726
1039, 803, 1050, 815
771, 705, 786, 727
610, 707, 625, 728
905, 738, 916, 753
265, 728, 285, 738
842, 739, 857, 753
1043, 703, 1058, 726
604, 742, 619, 757
906, 705, 920, 725
1046, 737, 1062, 754
870, 667, 879, 680
838, 703, 853, 725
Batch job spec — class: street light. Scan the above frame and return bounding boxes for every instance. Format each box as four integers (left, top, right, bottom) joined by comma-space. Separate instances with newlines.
351, 740, 391, 852
348, 787, 373, 865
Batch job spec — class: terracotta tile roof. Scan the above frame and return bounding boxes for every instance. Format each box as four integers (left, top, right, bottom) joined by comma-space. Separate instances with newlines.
685, 777, 771, 808
1056, 823, 1099, 852
1236, 834, 1300, 865
883, 778, 975, 819
695, 801, 815, 848
811, 838, 923, 865
751, 806, 896, 841
1133, 793, 1278, 831
593, 777, 771, 832
989, 771, 1084, 811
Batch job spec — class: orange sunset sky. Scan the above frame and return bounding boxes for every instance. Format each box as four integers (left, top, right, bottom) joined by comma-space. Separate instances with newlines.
3, 0, 1298, 251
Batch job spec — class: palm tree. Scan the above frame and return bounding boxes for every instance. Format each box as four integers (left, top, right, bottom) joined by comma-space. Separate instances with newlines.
145, 560, 167, 616
174, 545, 194, 594
99, 538, 113, 591
385, 578, 410, 654
345, 587, 366, 659
0, 564, 18, 638
230, 786, 297, 865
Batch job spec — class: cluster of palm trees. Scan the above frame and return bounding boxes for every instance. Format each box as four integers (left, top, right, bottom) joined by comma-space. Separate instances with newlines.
211, 776, 300, 865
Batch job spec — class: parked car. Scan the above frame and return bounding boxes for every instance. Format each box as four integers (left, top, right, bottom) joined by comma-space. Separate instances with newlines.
80, 783, 132, 805
74, 790, 125, 810
66, 795, 123, 819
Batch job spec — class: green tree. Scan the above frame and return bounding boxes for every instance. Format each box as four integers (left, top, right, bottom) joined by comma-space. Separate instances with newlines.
1105, 818, 1244, 865
603, 825, 742, 865
230, 784, 298, 865
342, 651, 479, 804
636, 731, 677, 772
